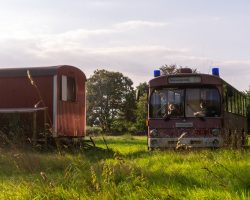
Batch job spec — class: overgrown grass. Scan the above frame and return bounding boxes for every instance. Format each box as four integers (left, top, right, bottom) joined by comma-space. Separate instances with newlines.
0, 136, 250, 199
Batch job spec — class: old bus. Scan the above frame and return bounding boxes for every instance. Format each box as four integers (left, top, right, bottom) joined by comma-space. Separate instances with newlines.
148, 68, 249, 149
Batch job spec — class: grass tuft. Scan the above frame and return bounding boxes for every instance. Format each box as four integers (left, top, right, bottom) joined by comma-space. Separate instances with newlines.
0, 135, 250, 199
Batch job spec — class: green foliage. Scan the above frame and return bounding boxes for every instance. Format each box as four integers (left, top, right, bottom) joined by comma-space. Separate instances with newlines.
87, 69, 136, 133
1, 136, 250, 199
0, 113, 33, 147
159, 64, 197, 75
133, 82, 148, 132
136, 82, 148, 99
110, 120, 135, 134
135, 94, 148, 131
86, 126, 102, 136
246, 88, 250, 133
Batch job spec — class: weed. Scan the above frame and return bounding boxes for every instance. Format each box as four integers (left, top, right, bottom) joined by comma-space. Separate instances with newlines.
0, 136, 250, 199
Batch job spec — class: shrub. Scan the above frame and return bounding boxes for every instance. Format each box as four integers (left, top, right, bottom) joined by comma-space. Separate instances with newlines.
86, 126, 102, 136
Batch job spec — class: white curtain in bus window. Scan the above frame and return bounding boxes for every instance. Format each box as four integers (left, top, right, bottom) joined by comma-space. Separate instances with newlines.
185, 89, 201, 117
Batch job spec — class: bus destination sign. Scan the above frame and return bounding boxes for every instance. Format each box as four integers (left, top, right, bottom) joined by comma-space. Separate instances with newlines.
168, 76, 201, 84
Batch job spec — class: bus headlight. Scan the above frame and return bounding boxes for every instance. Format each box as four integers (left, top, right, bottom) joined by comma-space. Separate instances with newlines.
211, 129, 220, 136
150, 129, 158, 137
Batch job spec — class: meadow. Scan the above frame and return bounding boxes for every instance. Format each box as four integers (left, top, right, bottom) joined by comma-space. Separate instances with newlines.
0, 135, 250, 200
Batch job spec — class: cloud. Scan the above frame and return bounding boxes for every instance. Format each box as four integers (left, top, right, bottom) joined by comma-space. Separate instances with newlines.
0, 20, 168, 41
0, 19, 170, 56
215, 60, 250, 91
1, 37, 249, 91
114, 20, 169, 30
0, 20, 249, 90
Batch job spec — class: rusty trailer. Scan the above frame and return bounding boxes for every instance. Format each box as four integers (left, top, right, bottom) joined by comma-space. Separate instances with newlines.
0, 65, 87, 144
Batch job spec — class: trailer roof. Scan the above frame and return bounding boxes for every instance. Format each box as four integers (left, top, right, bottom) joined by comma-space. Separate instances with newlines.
0, 65, 85, 78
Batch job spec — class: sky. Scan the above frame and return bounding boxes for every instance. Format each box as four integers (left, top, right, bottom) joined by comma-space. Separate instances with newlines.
0, 0, 249, 91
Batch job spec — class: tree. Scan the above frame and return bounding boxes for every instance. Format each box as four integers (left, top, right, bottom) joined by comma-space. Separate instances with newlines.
160, 64, 197, 75
134, 82, 149, 132
87, 69, 136, 133
246, 87, 250, 133
135, 93, 148, 132
136, 82, 148, 99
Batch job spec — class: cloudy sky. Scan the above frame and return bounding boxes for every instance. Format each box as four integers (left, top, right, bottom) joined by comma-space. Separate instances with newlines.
0, 0, 249, 91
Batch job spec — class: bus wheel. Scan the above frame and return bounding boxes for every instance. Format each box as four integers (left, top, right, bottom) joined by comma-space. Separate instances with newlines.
241, 129, 246, 147
227, 130, 232, 148
234, 130, 238, 149
149, 147, 155, 151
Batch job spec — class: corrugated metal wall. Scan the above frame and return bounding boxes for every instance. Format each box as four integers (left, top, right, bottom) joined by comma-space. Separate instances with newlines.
0, 76, 54, 118
56, 66, 86, 137
0, 66, 86, 137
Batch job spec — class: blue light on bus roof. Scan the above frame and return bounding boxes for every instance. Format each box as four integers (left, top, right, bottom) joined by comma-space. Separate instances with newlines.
154, 70, 161, 77
212, 67, 219, 76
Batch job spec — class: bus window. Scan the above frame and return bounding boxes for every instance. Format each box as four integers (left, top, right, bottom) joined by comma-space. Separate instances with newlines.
185, 89, 201, 117
243, 97, 246, 116
239, 95, 243, 115
236, 93, 239, 114
232, 92, 235, 113
228, 95, 232, 112
150, 90, 163, 118
149, 89, 184, 118
223, 85, 228, 112
186, 88, 220, 117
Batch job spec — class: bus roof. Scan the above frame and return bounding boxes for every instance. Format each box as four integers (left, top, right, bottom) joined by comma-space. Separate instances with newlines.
149, 73, 246, 95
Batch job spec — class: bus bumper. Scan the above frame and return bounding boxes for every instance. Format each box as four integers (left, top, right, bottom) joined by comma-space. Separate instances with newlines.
148, 137, 223, 148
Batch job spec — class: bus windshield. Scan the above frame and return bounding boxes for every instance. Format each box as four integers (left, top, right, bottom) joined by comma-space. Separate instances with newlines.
150, 88, 220, 118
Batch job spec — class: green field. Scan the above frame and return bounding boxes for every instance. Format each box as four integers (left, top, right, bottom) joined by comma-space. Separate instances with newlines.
0, 135, 250, 200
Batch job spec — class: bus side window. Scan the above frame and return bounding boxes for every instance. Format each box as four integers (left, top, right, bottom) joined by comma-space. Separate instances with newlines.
227, 86, 233, 113
235, 93, 239, 114
240, 95, 243, 116
232, 91, 235, 113
243, 97, 246, 116
223, 84, 228, 112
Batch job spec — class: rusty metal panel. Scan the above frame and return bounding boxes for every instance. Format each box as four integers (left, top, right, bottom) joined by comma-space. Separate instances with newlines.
0, 76, 54, 121
56, 66, 86, 137
0, 65, 86, 138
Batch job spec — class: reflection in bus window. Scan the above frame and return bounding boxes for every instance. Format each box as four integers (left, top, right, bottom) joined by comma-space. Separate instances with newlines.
150, 88, 221, 118
185, 88, 221, 117
150, 89, 184, 118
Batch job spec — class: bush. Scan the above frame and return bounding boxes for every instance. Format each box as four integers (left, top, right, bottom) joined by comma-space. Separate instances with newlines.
86, 126, 102, 136
247, 105, 250, 133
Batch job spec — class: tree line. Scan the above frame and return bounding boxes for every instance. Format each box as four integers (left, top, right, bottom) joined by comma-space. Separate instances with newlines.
87, 65, 250, 134
87, 69, 148, 134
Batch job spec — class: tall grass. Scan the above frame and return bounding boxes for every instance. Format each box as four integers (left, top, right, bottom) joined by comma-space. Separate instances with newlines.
0, 136, 250, 199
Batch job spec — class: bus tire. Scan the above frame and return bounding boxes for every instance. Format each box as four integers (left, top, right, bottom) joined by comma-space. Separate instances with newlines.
241, 129, 246, 147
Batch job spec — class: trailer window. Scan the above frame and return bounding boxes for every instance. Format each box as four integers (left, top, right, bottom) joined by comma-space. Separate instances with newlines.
61, 76, 76, 101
